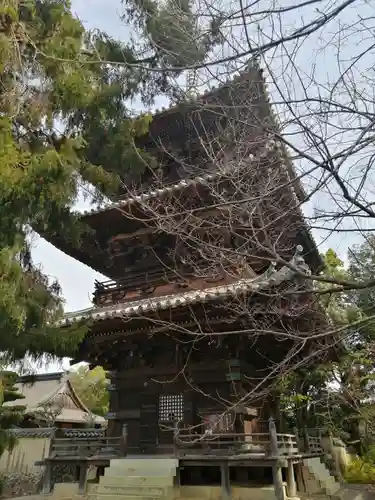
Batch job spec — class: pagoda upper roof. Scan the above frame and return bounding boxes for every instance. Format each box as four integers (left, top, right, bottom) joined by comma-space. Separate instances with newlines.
42, 137, 322, 275
41, 62, 322, 275
79, 137, 278, 218
59, 245, 310, 327
131, 61, 267, 150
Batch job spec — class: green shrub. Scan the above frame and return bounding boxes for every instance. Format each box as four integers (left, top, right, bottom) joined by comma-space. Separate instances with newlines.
345, 457, 375, 484
364, 445, 375, 465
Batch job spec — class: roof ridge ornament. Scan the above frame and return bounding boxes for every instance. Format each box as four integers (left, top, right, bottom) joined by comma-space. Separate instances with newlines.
292, 244, 311, 276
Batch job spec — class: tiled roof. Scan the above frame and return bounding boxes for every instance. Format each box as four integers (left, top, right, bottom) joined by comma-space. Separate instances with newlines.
59, 245, 310, 327
9, 428, 55, 438
61, 428, 105, 438
9, 427, 107, 438
80, 138, 279, 217
54, 407, 106, 424
143, 59, 261, 118
4, 373, 105, 425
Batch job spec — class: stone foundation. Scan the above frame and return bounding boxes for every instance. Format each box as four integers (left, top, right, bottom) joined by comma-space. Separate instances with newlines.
178, 485, 277, 500
47, 483, 277, 500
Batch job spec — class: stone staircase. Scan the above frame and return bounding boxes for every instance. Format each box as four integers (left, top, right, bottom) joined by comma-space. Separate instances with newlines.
87, 458, 178, 500
299, 457, 341, 498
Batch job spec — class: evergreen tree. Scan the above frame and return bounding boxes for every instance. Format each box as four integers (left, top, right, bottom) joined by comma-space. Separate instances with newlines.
0, 371, 25, 456
278, 248, 375, 453
0, 0, 216, 361
69, 366, 109, 417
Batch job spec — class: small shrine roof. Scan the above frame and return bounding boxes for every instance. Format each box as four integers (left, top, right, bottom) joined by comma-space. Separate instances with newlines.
4, 372, 106, 426
59, 246, 310, 327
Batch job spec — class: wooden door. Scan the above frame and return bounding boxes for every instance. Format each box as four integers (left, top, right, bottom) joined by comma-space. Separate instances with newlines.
139, 398, 159, 453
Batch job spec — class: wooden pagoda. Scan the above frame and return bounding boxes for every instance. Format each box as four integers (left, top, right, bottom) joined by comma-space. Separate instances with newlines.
45, 64, 329, 463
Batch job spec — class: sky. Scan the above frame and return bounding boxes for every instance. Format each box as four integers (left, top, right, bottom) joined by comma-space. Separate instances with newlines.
32, 0, 371, 372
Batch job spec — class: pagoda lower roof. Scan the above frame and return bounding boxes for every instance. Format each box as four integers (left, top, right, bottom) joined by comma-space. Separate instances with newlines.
59, 246, 310, 327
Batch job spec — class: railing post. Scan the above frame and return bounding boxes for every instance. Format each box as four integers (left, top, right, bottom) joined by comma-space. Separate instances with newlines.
292, 426, 299, 451
269, 417, 279, 456
42, 461, 52, 494
328, 431, 343, 483
304, 427, 309, 453
121, 424, 128, 456
173, 420, 180, 457
286, 461, 297, 498
220, 461, 231, 500
78, 462, 88, 494
269, 417, 285, 500
41, 427, 56, 494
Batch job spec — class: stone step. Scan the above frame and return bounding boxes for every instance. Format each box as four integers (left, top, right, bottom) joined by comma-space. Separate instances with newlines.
93, 484, 171, 496
88, 495, 171, 500
105, 462, 177, 477
307, 461, 327, 473
100, 476, 175, 487
325, 482, 341, 495
109, 458, 178, 470
313, 469, 331, 481
304, 478, 325, 494
106, 468, 176, 478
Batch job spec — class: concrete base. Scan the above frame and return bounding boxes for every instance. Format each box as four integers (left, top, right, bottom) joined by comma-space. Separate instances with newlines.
177, 485, 277, 500
49, 482, 91, 500
88, 458, 177, 500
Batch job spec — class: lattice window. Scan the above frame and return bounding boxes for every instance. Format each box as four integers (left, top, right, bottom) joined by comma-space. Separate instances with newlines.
158, 394, 184, 422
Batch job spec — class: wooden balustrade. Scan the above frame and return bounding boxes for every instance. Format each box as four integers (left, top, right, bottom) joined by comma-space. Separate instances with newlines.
46, 426, 319, 461
50, 436, 124, 459
174, 430, 299, 457
47, 429, 301, 460
93, 273, 165, 307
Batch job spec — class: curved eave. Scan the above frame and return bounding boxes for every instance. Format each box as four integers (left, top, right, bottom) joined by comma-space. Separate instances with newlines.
134, 63, 265, 149
39, 376, 92, 414
42, 147, 322, 278
41, 230, 114, 279
298, 227, 323, 273
59, 246, 311, 328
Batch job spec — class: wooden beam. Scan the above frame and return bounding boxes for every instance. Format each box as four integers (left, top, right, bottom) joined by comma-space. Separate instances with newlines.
220, 461, 231, 500
286, 460, 297, 498
42, 462, 52, 494
269, 417, 286, 500
78, 462, 88, 494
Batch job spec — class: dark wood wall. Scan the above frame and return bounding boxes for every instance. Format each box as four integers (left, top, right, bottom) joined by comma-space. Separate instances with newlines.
106, 358, 265, 452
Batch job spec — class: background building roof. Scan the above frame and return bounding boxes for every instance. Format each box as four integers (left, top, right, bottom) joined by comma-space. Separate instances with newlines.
4, 372, 106, 426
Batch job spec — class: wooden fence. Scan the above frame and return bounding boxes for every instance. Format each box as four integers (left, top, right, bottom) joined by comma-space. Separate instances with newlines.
175, 431, 299, 456
50, 436, 123, 459
46, 422, 327, 460
47, 418, 303, 460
